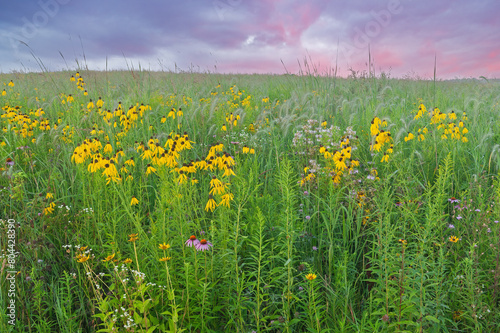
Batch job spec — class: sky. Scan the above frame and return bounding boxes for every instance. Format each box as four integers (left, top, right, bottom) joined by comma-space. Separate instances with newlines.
0, 0, 499, 79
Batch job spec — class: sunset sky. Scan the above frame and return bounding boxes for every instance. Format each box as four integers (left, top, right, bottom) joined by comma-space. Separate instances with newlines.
1, 0, 499, 79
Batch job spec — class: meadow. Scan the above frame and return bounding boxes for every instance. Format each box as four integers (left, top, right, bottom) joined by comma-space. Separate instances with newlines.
0, 69, 499, 332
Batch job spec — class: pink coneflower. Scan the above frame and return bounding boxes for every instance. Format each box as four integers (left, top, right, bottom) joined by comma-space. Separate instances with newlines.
6, 158, 14, 166
185, 235, 200, 247
195, 239, 213, 252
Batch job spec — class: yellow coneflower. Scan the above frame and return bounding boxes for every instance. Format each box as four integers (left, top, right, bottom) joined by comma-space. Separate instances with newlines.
158, 243, 170, 250
102, 253, 115, 262
380, 153, 389, 163
128, 233, 139, 242
218, 193, 234, 208
46, 193, 54, 199
159, 257, 171, 262
123, 258, 133, 264
96, 97, 104, 108
44, 202, 56, 215
305, 273, 317, 281
145, 164, 157, 176
130, 196, 139, 206
76, 254, 90, 263
205, 195, 217, 212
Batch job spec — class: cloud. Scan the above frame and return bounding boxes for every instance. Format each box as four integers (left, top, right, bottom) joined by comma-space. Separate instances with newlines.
0, 0, 498, 78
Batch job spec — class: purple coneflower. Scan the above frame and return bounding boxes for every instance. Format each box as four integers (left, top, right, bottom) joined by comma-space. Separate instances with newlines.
6, 158, 14, 166
185, 235, 200, 247
196, 239, 213, 252
448, 197, 460, 203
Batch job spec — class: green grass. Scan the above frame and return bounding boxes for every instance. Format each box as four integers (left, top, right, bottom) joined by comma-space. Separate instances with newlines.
1, 69, 500, 332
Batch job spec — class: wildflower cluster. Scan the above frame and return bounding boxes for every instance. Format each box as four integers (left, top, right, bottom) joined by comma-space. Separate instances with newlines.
1, 105, 56, 140
369, 116, 393, 163
408, 103, 469, 143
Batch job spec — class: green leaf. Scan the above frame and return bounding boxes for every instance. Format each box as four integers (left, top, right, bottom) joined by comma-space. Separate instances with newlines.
425, 315, 440, 323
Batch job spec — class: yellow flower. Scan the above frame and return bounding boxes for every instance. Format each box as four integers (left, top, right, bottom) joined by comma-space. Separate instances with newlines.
218, 193, 234, 208
130, 196, 139, 206
159, 257, 171, 262
145, 164, 157, 176
305, 273, 317, 281
449, 236, 459, 243
205, 195, 217, 212
46, 193, 54, 199
128, 233, 139, 242
158, 243, 170, 250
44, 202, 56, 215
123, 258, 133, 264
76, 254, 90, 263
8, 80, 14, 87
102, 253, 115, 262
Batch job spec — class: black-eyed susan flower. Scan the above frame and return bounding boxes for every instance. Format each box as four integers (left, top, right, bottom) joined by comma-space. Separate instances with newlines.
449, 236, 459, 243
130, 196, 139, 206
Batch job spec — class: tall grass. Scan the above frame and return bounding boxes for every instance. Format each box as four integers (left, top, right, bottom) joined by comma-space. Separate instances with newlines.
1, 69, 500, 332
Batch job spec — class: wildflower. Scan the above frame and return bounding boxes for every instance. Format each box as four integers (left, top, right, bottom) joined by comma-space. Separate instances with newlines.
8, 80, 14, 87
449, 236, 459, 243
128, 233, 139, 242
312, 246, 318, 251
380, 152, 389, 163
185, 235, 200, 247
158, 243, 170, 250
96, 97, 104, 108
76, 254, 90, 263
6, 158, 14, 166
218, 193, 234, 208
456, 215, 463, 220
130, 196, 139, 206
195, 239, 213, 251
205, 195, 217, 212
448, 224, 455, 229
305, 273, 317, 281
123, 258, 133, 264
145, 164, 157, 176
448, 197, 460, 203
102, 253, 115, 262
44, 202, 56, 215
46, 193, 53, 199
159, 257, 171, 262
404, 132, 414, 142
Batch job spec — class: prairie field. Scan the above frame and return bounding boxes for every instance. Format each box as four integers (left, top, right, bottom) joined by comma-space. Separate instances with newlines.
1, 70, 500, 332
